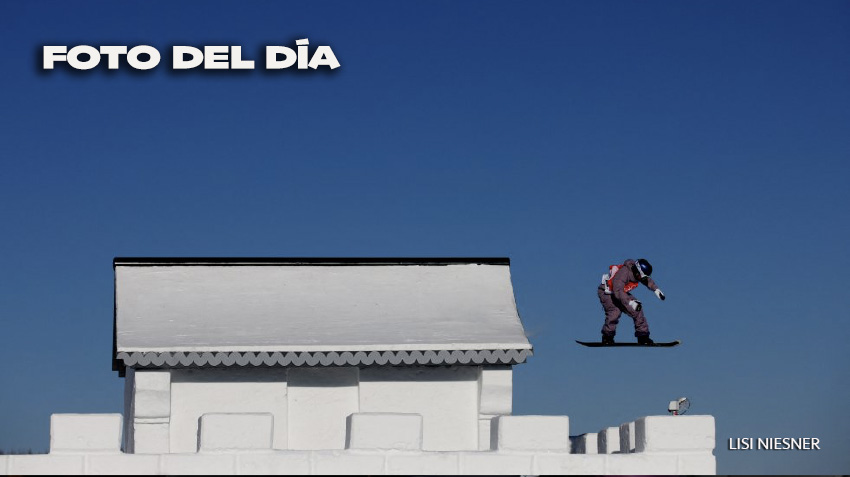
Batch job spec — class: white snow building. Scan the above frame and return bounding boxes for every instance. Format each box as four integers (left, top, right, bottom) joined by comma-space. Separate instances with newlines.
113, 257, 531, 454
1, 257, 716, 475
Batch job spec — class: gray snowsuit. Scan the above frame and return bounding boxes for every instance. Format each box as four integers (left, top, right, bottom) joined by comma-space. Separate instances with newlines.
598, 259, 660, 338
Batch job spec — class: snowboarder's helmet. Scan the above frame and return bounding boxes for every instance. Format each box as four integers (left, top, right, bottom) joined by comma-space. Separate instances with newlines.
636, 258, 652, 278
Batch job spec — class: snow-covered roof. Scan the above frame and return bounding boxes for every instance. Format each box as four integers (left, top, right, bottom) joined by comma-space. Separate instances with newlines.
113, 258, 532, 372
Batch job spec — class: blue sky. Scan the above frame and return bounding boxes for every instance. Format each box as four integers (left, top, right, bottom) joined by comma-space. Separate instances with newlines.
1, 1, 848, 473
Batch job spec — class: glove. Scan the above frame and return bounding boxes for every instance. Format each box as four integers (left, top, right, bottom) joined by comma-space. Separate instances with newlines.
629, 300, 642, 312
655, 289, 665, 301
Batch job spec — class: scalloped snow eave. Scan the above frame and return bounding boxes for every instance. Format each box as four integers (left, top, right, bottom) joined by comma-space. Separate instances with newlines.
114, 259, 532, 368
116, 349, 533, 368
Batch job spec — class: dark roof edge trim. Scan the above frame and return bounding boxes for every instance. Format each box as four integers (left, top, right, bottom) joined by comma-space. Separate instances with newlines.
116, 349, 531, 370
114, 257, 510, 267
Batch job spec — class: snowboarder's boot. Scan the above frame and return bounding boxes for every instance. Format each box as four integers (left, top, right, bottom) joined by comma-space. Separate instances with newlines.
601, 334, 615, 346
637, 335, 655, 345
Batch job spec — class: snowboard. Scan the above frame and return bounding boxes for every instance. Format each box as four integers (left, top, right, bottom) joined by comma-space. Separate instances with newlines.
575, 339, 681, 347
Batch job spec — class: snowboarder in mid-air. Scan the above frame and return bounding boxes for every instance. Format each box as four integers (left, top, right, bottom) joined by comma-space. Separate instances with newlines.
598, 258, 665, 345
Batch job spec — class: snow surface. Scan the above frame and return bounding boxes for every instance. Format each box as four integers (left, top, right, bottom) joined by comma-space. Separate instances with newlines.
115, 263, 531, 352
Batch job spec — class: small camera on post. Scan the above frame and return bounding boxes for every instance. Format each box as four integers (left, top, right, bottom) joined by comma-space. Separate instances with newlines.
668, 397, 690, 416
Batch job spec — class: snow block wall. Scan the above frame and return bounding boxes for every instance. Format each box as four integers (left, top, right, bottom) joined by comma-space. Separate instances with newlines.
1, 413, 715, 475
198, 413, 274, 451
359, 366, 479, 451
491, 415, 570, 452
598, 426, 620, 454
574, 432, 598, 454
50, 414, 123, 454
124, 369, 171, 454
572, 415, 717, 474
345, 413, 423, 451
123, 365, 489, 454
